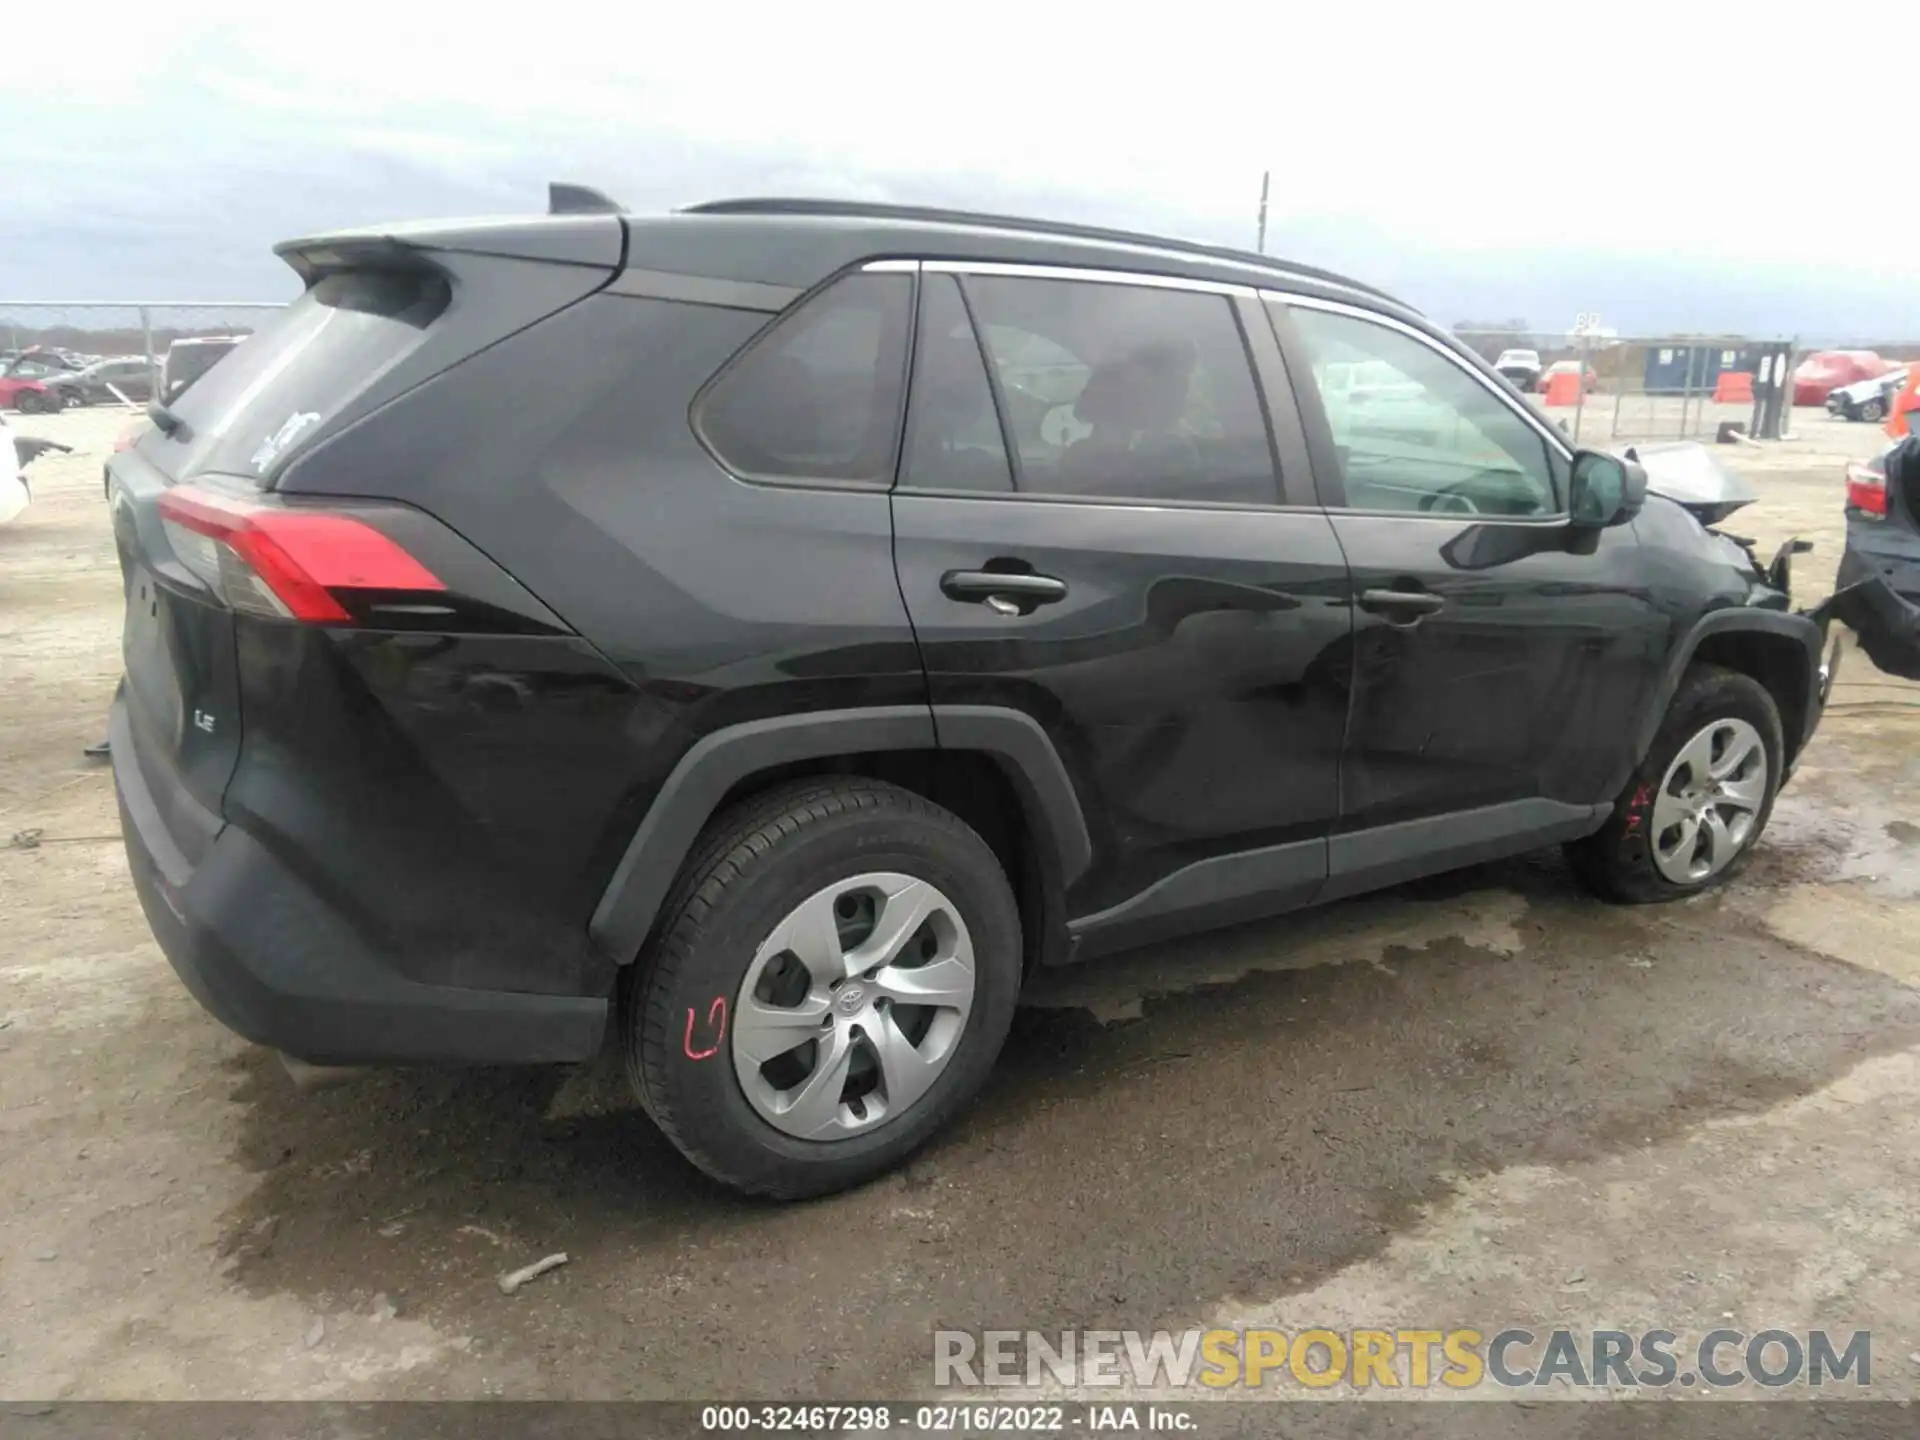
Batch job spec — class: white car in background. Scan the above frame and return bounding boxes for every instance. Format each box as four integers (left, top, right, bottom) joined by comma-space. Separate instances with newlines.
1493, 348, 1543, 391
1827, 366, 1911, 424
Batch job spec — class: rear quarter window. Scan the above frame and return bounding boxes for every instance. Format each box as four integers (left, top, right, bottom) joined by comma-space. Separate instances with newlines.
694, 272, 913, 487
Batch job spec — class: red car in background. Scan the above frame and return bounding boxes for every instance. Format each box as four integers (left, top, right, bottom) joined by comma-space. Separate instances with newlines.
0, 374, 64, 413
1794, 349, 1892, 406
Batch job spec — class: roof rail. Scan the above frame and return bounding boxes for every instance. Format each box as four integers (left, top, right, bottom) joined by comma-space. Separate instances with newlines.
550, 182, 624, 216
680, 197, 1394, 303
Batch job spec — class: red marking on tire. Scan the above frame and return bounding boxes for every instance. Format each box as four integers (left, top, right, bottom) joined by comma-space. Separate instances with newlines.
1624, 782, 1653, 837
683, 997, 727, 1060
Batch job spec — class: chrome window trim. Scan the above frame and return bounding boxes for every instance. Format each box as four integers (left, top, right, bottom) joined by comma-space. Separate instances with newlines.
1267, 290, 1576, 465
922, 259, 1257, 301
861, 258, 921, 273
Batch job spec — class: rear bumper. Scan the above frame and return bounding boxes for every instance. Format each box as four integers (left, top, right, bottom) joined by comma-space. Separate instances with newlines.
111, 698, 607, 1066
1824, 537, 1920, 682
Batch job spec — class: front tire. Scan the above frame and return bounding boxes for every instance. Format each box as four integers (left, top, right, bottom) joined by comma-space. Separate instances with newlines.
622, 777, 1022, 1198
1568, 665, 1782, 903
1861, 397, 1888, 423
14, 390, 46, 415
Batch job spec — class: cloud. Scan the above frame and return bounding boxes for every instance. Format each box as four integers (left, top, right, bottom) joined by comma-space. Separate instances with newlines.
5, 0, 1918, 334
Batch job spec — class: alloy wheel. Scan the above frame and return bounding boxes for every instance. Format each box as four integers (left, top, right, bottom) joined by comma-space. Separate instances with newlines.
1650, 718, 1768, 884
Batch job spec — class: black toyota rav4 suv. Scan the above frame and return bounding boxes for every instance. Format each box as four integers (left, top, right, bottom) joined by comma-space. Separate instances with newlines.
110, 192, 1837, 1197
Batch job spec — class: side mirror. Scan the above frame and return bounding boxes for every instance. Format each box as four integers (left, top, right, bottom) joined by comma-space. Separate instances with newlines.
1568, 450, 1647, 528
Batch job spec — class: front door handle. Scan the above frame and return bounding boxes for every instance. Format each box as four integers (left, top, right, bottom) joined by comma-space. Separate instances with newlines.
1358, 588, 1446, 622
940, 570, 1069, 610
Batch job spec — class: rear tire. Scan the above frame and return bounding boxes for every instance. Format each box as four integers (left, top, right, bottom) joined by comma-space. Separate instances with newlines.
1861, 397, 1888, 423
14, 390, 46, 415
1567, 665, 1782, 904
622, 777, 1022, 1198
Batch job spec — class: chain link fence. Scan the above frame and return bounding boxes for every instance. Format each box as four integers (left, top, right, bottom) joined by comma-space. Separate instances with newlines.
0, 301, 286, 410
1451, 327, 1808, 446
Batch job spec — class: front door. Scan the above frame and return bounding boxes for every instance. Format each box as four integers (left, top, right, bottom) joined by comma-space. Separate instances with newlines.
1272, 297, 1666, 892
890, 267, 1353, 949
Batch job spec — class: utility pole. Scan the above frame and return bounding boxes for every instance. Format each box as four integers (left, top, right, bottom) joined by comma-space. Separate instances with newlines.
1255, 170, 1271, 254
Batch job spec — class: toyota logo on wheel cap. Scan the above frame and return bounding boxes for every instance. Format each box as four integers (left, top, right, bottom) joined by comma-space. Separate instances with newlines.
835, 984, 866, 1015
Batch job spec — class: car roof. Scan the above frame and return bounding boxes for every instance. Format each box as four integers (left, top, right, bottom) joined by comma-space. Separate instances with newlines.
282, 193, 1436, 331
672, 198, 1400, 302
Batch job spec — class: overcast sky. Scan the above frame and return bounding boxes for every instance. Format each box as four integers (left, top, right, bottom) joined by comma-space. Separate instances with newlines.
9, 2, 1919, 337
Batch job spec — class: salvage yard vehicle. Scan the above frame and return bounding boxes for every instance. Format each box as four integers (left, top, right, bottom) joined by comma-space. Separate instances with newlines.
1493, 347, 1542, 391
0, 374, 64, 413
1, 416, 72, 525
1832, 439, 1920, 678
110, 190, 1846, 1198
2, 348, 81, 379
1826, 365, 1911, 423
46, 357, 155, 408
1793, 349, 1891, 406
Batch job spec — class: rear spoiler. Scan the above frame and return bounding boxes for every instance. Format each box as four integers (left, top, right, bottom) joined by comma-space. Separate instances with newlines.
274, 186, 628, 281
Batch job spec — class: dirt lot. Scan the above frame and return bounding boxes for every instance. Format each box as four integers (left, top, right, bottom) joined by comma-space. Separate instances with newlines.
3, 406, 1918, 1405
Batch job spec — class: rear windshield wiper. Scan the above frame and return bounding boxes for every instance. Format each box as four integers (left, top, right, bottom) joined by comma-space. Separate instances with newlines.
145, 401, 190, 440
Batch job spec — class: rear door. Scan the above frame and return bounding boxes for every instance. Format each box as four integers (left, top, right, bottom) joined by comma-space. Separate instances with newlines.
890, 264, 1352, 948
1270, 295, 1666, 888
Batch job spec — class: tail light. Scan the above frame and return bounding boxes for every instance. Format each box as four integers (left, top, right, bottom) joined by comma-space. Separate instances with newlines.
157, 484, 443, 622
1846, 459, 1888, 518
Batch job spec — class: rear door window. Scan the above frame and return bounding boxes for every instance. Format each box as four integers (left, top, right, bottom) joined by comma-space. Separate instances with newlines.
960, 276, 1278, 506
697, 272, 913, 487
159, 271, 448, 482
900, 275, 1013, 493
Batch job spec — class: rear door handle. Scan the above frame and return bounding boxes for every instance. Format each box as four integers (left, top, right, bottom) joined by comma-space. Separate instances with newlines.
1358, 588, 1446, 622
940, 570, 1069, 611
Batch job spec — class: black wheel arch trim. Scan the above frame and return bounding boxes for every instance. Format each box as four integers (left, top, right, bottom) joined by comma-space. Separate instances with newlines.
589, 704, 1092, 965
1634, 608, 1823, 767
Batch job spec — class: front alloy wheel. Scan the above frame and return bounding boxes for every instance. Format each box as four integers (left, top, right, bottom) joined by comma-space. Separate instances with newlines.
1649, 718, 1768, 884
1566, 665, 1783, 904
734, 873, 976, 1139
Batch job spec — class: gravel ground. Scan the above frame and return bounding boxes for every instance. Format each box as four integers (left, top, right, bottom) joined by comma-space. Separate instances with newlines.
2, 405, 1917, 1408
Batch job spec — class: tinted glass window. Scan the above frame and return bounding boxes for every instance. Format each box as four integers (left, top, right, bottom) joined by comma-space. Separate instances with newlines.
163, 342, 237, 395
699, 273, 912, 485
963, 277, 1277, 505
160, 273, 446, 482
1290, 306, 1565, 517
901, 275, 1012, 493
